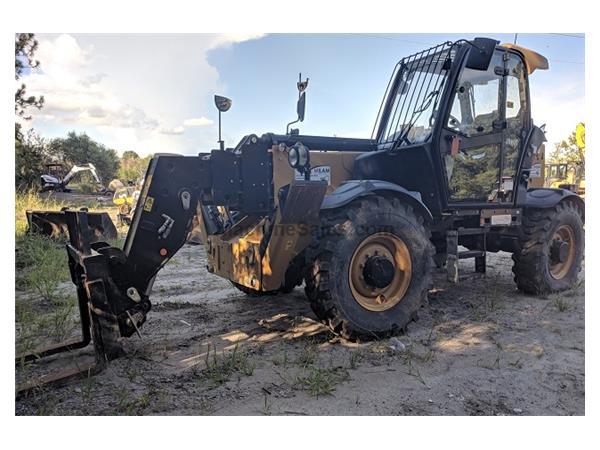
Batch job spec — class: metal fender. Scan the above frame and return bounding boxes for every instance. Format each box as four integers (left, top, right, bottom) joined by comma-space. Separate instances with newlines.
321, 179, 433, 222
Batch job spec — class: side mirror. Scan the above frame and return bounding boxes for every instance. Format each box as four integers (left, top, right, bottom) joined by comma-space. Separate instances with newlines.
297, 92, 306, 122
214, 95, 232, 150
214, 95, 232, 112
465, 37, 498, 71
287, 73, 309, 134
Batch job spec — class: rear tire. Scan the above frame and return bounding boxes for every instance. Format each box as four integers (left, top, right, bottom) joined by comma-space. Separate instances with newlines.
512, 200, 584, 294
305, 196, 434, 340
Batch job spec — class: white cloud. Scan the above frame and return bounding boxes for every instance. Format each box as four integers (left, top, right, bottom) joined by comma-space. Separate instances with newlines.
183, 117, 214, 127
23, 33, 265, 156
158, 117, 213, 136
159, 126, 185, 135
36, 34, 88, 74
207, 33, 265, 49
25, 34, 160, 132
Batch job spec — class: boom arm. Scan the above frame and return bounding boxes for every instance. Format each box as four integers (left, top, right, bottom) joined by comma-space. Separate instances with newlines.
62, 138, 325, 361
63, 163, 103, 186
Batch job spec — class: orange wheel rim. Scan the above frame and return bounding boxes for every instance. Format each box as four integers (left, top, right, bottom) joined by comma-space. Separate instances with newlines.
349, 232, 412, 312
549, 224, 576, 280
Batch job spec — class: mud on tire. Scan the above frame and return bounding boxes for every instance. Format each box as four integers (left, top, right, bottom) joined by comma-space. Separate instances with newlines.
305, 196, 434, 340
512, 200, 584, 294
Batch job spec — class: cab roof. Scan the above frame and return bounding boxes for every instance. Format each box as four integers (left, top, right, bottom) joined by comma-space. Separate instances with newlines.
500, 43, 549, 74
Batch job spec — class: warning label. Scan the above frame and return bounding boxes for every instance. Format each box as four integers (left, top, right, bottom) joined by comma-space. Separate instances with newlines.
294, 165, 331, 184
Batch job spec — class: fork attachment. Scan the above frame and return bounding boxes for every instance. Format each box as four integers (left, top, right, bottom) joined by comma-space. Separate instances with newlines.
17, 155, 204, 392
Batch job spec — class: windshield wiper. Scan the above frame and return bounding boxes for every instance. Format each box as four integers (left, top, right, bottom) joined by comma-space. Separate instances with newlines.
389, 88, 440, 152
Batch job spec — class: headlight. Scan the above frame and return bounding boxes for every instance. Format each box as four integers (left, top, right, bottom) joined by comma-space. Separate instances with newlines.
288, 142, 310, 170
288, 147, 299, 168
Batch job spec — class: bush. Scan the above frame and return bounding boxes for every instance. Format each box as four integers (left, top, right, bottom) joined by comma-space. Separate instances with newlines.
118, 151, 151, 182
15, 128, 47, 189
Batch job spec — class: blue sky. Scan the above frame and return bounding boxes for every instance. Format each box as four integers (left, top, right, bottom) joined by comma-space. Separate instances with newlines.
21, 33, 584, 156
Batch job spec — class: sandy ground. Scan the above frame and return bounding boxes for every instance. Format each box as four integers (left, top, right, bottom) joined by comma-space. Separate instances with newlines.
15, 241, 584, 416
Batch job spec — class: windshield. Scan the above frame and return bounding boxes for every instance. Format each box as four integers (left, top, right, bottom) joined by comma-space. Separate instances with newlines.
374, 42, 456, 148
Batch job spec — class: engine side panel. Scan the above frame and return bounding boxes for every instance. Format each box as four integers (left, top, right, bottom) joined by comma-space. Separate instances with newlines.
272, 147, 360, 203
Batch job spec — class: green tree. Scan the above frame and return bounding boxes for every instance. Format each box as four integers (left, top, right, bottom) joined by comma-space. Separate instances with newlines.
118, 151, 152, 182
15, 33, 44, 121
47, 132, 120, 183
15, 129, 47, 189
550, 123, 585, 166
15, 33, 46, 187
121, 150, 139, 160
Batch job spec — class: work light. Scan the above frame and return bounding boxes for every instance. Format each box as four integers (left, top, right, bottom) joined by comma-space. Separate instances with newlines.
288, 142, 310, 171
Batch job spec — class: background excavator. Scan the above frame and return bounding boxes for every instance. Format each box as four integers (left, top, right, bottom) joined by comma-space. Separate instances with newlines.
29, 163, 117, 242
40, 162, 108, 194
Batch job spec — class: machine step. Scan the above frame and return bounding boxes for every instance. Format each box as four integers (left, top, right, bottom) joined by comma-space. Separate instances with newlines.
446, 229, 487, 283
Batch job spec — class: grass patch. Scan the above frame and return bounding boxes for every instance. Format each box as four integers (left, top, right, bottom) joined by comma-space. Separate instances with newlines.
115, 387, 139, 415
16, 294, 79, 353
200, 343, 254, 388
296, 366, 349, 397
261, 392, 272, 415
348, 348, 365, 369
111, 383, 171, 415
15, 234, 70, 301
272, 351, 290, 368
15, 190, 71, 301
553, 297, 570, 312
295, 344, 317, 368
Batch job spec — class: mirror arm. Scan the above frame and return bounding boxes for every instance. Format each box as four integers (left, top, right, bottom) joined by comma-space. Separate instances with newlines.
286, 117, 300, 135
218, 110, 224, 150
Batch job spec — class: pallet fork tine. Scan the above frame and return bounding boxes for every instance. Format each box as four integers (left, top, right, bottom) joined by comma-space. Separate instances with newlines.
15, 211, 113, 396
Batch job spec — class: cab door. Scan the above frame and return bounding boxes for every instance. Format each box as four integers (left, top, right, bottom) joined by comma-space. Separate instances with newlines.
441, 49, 529, 206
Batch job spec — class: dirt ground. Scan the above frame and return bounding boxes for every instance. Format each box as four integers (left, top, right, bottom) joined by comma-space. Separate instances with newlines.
15, 239, 584, 416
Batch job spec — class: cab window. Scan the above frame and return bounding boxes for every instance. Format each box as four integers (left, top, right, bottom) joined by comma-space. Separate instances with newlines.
447, 52, 503, 137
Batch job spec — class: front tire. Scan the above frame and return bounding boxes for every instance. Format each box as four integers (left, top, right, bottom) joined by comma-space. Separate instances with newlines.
512, 200, 584, 294
305, 196, 434, 340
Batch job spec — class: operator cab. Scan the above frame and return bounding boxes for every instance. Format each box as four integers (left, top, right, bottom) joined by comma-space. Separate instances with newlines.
442, 45, 532, 204
45, 163, 65, 180
358, 38, 549, 217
